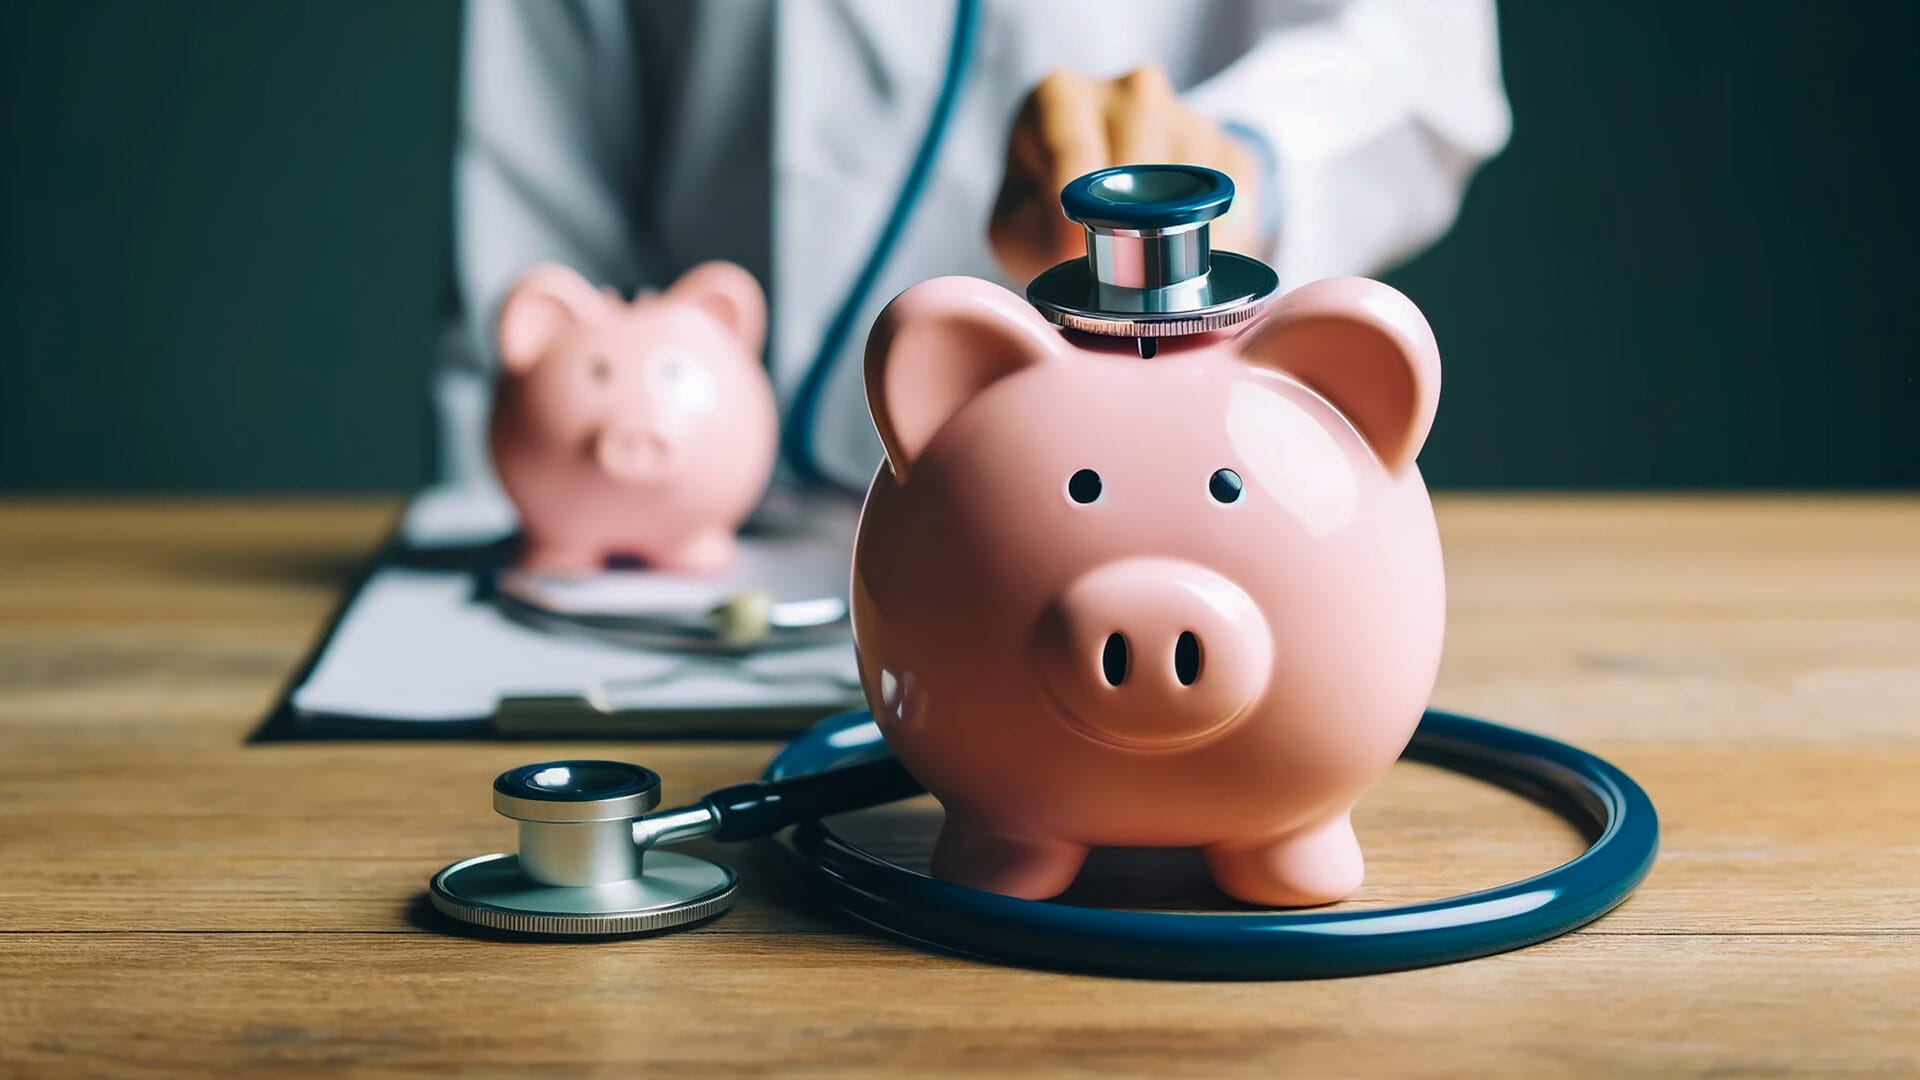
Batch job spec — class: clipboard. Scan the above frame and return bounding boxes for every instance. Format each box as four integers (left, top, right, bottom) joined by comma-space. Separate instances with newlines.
252, 482, 864, 742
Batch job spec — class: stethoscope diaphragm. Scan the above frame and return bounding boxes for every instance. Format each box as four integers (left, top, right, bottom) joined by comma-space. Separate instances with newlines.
429, 849, 736, 937
428, 760, 738, 936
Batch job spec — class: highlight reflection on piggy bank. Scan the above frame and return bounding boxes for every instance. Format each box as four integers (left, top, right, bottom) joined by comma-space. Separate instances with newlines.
851, 276, 1446, 907
489, 262, 777, 574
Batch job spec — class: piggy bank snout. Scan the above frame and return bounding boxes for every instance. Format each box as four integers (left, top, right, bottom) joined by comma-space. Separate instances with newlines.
593, 425, 675, 484
1035, 558, 1273, 749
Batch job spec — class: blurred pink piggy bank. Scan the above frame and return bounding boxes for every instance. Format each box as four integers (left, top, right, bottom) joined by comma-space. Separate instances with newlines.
490, 262, 777, 574
851, 276, 1446, 907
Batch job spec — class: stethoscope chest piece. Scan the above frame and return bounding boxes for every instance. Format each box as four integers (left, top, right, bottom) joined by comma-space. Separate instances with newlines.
1025, 164, 1280, 342
429, 761, 737, 936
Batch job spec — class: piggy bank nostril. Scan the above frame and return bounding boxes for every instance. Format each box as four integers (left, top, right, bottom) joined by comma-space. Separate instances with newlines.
1101, 633, 1129, 686
1174, 630, 1202, 686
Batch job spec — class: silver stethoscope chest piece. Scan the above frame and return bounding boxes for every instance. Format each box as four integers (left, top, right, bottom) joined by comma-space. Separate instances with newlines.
429, 761, 737, 936
1025, 164, 1280, 346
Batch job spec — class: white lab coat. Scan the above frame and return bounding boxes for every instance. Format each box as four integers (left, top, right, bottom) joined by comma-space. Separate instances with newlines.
442, 0, 1511, 498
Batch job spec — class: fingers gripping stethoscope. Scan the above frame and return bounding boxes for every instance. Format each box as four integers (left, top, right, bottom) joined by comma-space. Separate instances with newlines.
429, 709, 1657, 979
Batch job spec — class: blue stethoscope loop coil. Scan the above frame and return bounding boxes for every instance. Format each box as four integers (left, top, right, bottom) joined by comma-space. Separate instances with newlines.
763, 708, 1658, 980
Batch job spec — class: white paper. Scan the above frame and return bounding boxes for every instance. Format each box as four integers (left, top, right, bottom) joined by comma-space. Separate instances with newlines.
292, 485, 864, 724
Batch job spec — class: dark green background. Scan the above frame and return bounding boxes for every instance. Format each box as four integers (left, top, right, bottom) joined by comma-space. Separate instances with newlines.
2, 1, 1914, 491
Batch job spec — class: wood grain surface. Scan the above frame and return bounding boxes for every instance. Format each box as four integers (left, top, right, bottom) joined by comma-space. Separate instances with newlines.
0, 496, 1915, 1077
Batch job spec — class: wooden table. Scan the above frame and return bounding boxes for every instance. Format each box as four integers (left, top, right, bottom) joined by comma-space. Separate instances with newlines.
1, 497, 1915, 1077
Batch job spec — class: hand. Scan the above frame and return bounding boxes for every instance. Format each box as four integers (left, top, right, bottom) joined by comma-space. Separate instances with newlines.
989, 64, 1264, 283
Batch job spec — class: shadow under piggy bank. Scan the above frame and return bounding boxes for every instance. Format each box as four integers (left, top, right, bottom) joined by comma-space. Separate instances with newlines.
821, 760, 1590, 914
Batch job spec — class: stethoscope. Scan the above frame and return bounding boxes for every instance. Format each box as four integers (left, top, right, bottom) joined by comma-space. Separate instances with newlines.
431, 2, 1659, 976
430, 708, 1657, 979
491, 584, 849, 654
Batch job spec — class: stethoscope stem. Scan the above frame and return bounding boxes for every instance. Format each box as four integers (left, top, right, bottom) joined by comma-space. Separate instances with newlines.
634, 755, 923, 850
631, 804, 719, 850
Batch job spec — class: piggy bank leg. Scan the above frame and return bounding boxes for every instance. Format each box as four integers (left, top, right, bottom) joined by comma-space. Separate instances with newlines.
518, 538, 609, 576
930, 817, 1088, 900
651, 529, 739, 573
1202, 813, 1365, 908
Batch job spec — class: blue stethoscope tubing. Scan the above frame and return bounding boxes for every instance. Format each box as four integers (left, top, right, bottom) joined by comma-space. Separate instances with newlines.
762, 708, 1658, 980
781, 0, 982, 489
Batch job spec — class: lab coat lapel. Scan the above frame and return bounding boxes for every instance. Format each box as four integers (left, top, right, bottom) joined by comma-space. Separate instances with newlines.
770, 0, 950, 401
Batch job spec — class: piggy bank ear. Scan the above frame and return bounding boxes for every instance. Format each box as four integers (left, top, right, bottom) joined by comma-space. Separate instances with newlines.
666, 261, 767, 358
1238, 277, 1441, 474
496, 264, 612, 375
865, 277, 1064, 483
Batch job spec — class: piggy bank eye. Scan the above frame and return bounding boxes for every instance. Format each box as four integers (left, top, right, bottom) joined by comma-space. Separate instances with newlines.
1209, 468, 1244, 504
652, 352, 688, 386
1067, 469, 1103, 505
589, 357, 612, 384
647, 348, 716, 409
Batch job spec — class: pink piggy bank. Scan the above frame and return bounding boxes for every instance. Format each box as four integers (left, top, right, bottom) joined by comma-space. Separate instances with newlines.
490, 262, 777, 574
851, 276, 1445, 907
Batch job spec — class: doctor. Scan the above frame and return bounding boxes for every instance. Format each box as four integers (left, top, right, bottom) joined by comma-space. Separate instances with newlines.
439, 0, 1511, 498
